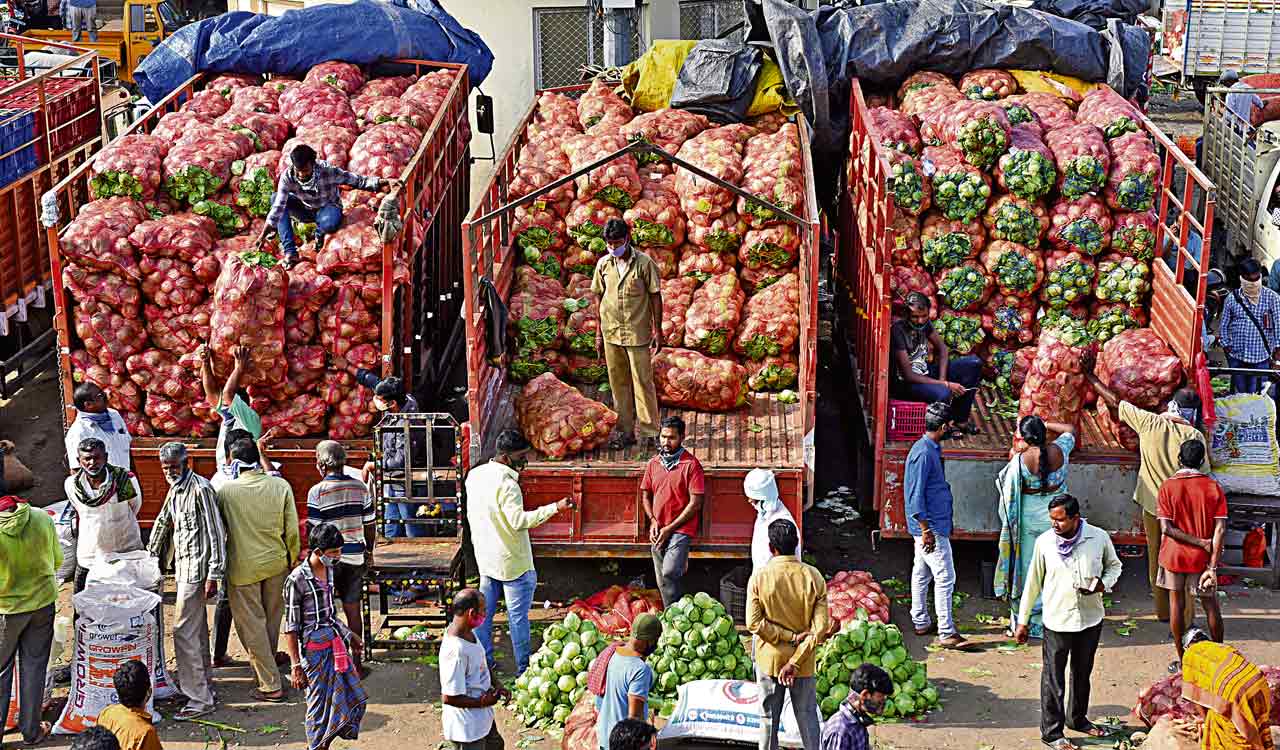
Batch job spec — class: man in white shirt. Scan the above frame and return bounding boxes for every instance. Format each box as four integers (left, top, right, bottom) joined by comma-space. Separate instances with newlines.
1015, 494, 1124, 750
440, 588, 507, 750
744, 468, 800, 574
464, 430, 571, 674
64, 383, 132, 470
1221, 70, 1263, 127
63, 437, 144, 594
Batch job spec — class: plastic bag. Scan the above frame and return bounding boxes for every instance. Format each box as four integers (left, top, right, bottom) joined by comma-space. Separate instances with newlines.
1210, 393, 1280, 495
70, 349, 142, 413
564, 131, 642, 210
304, 60, 365, 96
209, 251, 287, 385
280, 125, 356, 172
684, 271, 746, 354
319, 285, 378, 358
660, 276, 699, 347
143, 305, 209, 353
61, 198, 149, 280
735, 272, 800, 360
653, 348, 748, 412
348, 122, 422, 180
228, 85, 280, 114
73, 301, 147, 371
738, 123, 805, 227
576, 78, 633, 132
1015, 319, 1095, 449
669, 39, 762, 123
128, 213, 217, 261
139, 253, 220, 310
675, 125, 752, 225
280, 82, 357, 133
90, 135, 168, 200
63, 266, 141, 315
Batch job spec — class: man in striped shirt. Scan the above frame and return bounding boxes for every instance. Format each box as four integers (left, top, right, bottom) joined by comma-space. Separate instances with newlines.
148, 442, 226, 720
307, 440, 375, 676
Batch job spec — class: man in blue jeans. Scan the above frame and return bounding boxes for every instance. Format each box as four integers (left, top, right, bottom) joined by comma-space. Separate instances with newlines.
905, 402, 972, 651
255, 144, 398, 267
890, 292, 981, 435
463, 430, 572, 672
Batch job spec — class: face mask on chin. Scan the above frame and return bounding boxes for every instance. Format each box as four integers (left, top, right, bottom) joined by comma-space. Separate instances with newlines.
468, 612, 486, 629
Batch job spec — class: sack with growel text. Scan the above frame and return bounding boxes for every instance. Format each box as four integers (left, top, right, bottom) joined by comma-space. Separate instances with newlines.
1209, 392, 1280, 495
657, 679, 813, 748
54, 585, 164, 734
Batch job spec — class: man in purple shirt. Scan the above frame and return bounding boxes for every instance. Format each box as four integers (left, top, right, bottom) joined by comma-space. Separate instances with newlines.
254, 144, 400, 266
819, 664, 893, 750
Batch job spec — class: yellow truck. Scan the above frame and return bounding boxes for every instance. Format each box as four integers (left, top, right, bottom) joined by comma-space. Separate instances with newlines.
18, 0, 185, 82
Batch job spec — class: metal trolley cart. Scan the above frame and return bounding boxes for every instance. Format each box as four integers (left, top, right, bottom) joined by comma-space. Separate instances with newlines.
361, 412, 464, 660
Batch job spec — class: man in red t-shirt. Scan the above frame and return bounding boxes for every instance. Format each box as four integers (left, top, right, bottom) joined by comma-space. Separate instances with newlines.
641, 415, 705, 606
1155, 439, 1228, 665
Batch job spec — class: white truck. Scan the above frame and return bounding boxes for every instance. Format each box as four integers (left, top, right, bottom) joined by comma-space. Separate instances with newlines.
1200, 87, 1280, 267
1158, 0, 1280, 100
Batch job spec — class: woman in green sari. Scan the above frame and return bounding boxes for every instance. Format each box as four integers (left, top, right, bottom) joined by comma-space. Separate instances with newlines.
995, 416, 1077, 639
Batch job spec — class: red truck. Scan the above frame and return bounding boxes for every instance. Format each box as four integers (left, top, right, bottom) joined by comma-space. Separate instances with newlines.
42, 59, 473, 526
839, 79, 1216, 545
461, 84, 818, 558
0, 34, 103, 381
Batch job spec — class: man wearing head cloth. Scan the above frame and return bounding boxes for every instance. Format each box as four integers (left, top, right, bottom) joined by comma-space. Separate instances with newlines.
744, 468, 800, 574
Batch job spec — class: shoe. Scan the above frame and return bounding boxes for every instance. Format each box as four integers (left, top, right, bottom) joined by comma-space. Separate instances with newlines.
174, 706, 214, 721
936, 635, 976, 651
250, 689, 287, 703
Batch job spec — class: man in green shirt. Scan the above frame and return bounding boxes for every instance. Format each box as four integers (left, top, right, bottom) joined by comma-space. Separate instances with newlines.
0, 494, 61, 744
216, 439, 299, 702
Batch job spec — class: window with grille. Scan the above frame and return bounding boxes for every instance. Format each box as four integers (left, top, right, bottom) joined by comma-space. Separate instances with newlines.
532, 6, 645, 90
679, 0, 746, 41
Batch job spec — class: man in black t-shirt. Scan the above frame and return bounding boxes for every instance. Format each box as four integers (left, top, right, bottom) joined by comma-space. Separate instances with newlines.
890, 293, 981, 432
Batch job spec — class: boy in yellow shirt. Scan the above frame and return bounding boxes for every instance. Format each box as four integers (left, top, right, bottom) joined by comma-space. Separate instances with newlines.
95, 661, 163, 750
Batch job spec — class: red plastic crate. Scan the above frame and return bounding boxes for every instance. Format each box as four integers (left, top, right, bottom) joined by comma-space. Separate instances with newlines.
0, 77, 98, 160
887, 400, 926, 441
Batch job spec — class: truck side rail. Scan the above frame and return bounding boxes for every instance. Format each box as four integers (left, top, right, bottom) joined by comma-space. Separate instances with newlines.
462, 93, 819, 466
41, 60, 469, 434
0, 33, 103, 315
1200, 86, 1280, 262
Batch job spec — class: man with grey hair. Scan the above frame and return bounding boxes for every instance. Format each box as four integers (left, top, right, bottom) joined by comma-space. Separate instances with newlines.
306, 439, 373, 676
148, 441, 226, 720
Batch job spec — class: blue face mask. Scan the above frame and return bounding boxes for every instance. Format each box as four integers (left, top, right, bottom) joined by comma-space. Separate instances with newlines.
609, 243, 628, 258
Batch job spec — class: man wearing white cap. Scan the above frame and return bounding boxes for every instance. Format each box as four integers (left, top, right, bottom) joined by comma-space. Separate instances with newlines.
744, 469, 800, 574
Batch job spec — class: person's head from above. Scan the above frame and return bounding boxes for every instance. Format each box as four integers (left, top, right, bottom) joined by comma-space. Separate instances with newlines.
1219, 69, 1240, 87
113, 659, 151, 709
848, 663, 894, 715
308, 522, 344, 568
658, 415, 685, 455
1179, 438, 1206, 470
609, 719, 658, 750
451, 587, 485, 630
629, 612, 662, 657
158, 442, 189, 485
1018, 415, 1047, 448
224, 428, 253, 461
766, 518, 799, 558
290, 143, 317, 183
924, 401, 953, 438
71, 727, 120, 750
495, 429, 531, 472
1181, 626, 1211, 651
743, 467, 780, 514
904, 291, 932, 330
229, 437, 260, 468
77, 437, 108, 476
315, 439, 347, 477
1168, 387, 1202, 427
372, 376, 408, 413
73, 382, 108, 415
1238, 257, 1264, 287
603, 218, 631, 258
1048, 494, 1082, 538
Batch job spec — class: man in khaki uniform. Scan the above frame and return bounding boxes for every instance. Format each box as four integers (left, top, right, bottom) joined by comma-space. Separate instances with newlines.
592, 219, 663, 450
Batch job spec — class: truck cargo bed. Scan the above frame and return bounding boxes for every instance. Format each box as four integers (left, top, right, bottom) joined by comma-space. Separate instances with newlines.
488, 383, 804, 468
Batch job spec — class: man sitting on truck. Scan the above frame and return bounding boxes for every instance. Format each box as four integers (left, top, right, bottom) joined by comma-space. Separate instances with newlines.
890, 292, 981, 436
255, 144, 400, 268
1221, 70, 1264, 128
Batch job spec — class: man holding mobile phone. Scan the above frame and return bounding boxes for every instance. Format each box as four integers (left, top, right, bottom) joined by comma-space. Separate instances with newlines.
1155, 439, 1228, 671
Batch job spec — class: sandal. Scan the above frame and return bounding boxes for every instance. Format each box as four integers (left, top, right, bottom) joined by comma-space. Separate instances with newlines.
251, 689, 287, 703
1042, 740, 1078, 750
175, 706, 214, 721
23, 721, 52, 746
1071, 722, 1113, 738
1168, 659, 1181, 674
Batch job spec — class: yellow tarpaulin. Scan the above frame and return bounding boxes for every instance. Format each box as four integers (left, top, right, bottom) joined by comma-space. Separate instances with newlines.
1009, 70, 1101, 105
621, 39, 793, 117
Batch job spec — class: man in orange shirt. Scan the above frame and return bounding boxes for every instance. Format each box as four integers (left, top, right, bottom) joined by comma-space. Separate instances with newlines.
641, 416, 705, 606
1155, 439, 1228, 669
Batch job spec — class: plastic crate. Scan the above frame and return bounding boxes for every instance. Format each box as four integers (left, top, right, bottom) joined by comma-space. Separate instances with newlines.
887, 399, 926, 441
0, 108, 39, 190
719, 565, 750, 625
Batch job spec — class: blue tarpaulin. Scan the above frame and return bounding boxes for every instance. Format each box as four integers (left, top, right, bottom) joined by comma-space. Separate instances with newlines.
133, 0, 493, 104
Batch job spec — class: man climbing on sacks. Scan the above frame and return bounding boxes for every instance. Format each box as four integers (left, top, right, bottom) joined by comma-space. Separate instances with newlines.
593, 218, 663, 453
255, 144, 400, 268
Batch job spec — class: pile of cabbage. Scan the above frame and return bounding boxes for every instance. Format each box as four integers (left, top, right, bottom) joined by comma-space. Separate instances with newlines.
815, 615, 940, 719
512, 613, 603, 727
647, 592, 752, 698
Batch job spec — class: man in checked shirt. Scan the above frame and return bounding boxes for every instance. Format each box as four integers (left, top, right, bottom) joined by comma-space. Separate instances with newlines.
148, 442, 227, 721
254, 144, 400, 267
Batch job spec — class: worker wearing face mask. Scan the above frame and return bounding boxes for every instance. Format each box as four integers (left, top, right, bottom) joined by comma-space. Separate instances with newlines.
1218, 257, 1280, 395
354, 375, 422, 539
592, 218, 664, 453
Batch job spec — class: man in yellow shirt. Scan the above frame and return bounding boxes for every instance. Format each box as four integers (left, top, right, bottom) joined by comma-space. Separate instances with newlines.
96, 661, 163, 750
747, 519, 827, 750
592, 218, 663, 451
216, 438, 299, 702
463, 430, 572, 674
1088, 369, 1206, 624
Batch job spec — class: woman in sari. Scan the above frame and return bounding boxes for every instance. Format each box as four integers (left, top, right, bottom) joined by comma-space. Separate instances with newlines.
1181, 628, 1274, 749
283, 523, 367, 750
995, 416, 1077, 639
